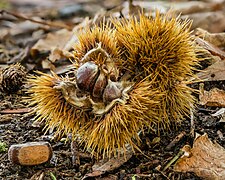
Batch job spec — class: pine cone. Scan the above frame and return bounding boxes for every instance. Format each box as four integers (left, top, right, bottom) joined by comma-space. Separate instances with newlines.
0, 63, 26, 93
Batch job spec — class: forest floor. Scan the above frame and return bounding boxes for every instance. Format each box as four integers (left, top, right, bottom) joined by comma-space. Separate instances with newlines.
1, 0, 225, 179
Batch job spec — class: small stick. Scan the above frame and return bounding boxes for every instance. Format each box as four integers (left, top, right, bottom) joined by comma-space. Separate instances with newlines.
190, 107, 195, 137
155, 165, 170, 180
0, 108, 31, 114
162, 150, 184, 172
131, 174, 152, 178
165, 131, 186, 150
0, 10, 72, 30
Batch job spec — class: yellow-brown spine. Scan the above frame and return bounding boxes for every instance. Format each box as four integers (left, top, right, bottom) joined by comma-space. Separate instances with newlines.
27, 12, 199, 158
113, 12, 198, 127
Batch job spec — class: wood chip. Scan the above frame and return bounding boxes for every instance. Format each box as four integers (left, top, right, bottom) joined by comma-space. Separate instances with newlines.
8, 142, 53, 166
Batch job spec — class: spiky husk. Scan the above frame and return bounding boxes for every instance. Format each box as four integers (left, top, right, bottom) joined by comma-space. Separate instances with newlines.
73, 23, 122, 67
27, 12, 199, 158
79, 80, 162, 158
27, 72, 87, 137
113, 12, 198, 80
113, 12, 199, 126
27, 72, 161, 158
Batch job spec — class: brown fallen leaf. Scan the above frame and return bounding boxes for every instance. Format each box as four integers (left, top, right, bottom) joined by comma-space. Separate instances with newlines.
82, 150, 133, 179
48, 47, 74, 63
31, 29, 73, 58
183, 11, 225, 33
54, 64, 75, 75
196, 38, 225, 60
199, 84, 225, 107
121, 1, 222, 17
196, 28, 225, 48
0, 10, 72, 30
1, 21, 41, 37
171, 1, 222, 15
196, 59, 225, 81
174, 133, 225, 180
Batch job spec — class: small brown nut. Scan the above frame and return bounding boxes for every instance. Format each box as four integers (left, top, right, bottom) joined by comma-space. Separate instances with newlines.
8, 142, 53, 166
92, 71, 107, 98
103, 80, 122, 103
76, 61, 99, 91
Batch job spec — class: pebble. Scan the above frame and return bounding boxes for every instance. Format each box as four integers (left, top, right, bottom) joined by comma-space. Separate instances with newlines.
8, 142, 53, 166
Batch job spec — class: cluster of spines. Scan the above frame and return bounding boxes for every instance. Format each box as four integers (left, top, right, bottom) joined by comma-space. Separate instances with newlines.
113, 12, 198, 126
79, 81, 162, 157
27, 72, 85, 137
73, 23, 121, 66
27, 12, 199, 158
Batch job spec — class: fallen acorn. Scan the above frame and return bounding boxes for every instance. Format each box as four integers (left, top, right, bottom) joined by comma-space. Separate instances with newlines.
27, 11, 200, 158
8, 142, 53, 166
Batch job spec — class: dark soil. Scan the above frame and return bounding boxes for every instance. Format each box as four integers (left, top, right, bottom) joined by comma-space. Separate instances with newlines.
1, 1, 225, 179
1, 88, 219, 179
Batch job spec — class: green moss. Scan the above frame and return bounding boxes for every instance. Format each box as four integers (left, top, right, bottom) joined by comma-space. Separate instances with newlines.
0, 142, 7, 153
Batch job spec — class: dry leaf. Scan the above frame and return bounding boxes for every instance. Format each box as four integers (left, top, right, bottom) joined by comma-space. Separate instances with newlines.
174, 133, 225, 180
5, 20, 40, 36
183, 11, 225, 33
48, 47, 74, 63
199, 84, 225, 107
195, 38, 225, 59
82, 150, 133, 179
171, 1, 220, 15
54, 64, 75, 75
211, 108, 225, 116
41, 59, 55, 70
31, 28, 73, 58
121, 1, 221, 16
197, 59, 225, 81
196, 28, 225, 48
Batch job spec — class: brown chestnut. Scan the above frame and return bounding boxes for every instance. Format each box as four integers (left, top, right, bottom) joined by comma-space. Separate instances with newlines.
92, 71, 107, 98
103, 80, 122, 103
76, 61, 99, 91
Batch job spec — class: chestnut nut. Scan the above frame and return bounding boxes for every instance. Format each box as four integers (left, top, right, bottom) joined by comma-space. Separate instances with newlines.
103, 80, 122, 103
76, 61, 99, 91
76, 60, 123, 106
92, 71, 107, 98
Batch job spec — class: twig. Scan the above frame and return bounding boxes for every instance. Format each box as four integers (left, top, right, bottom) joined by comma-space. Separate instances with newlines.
190, 107, 195, 137
0, 108, 31, 114
131, 174, 152, 178
163, 150, 184, 172
165, 131, 186, 150
0, 10, 72, 30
